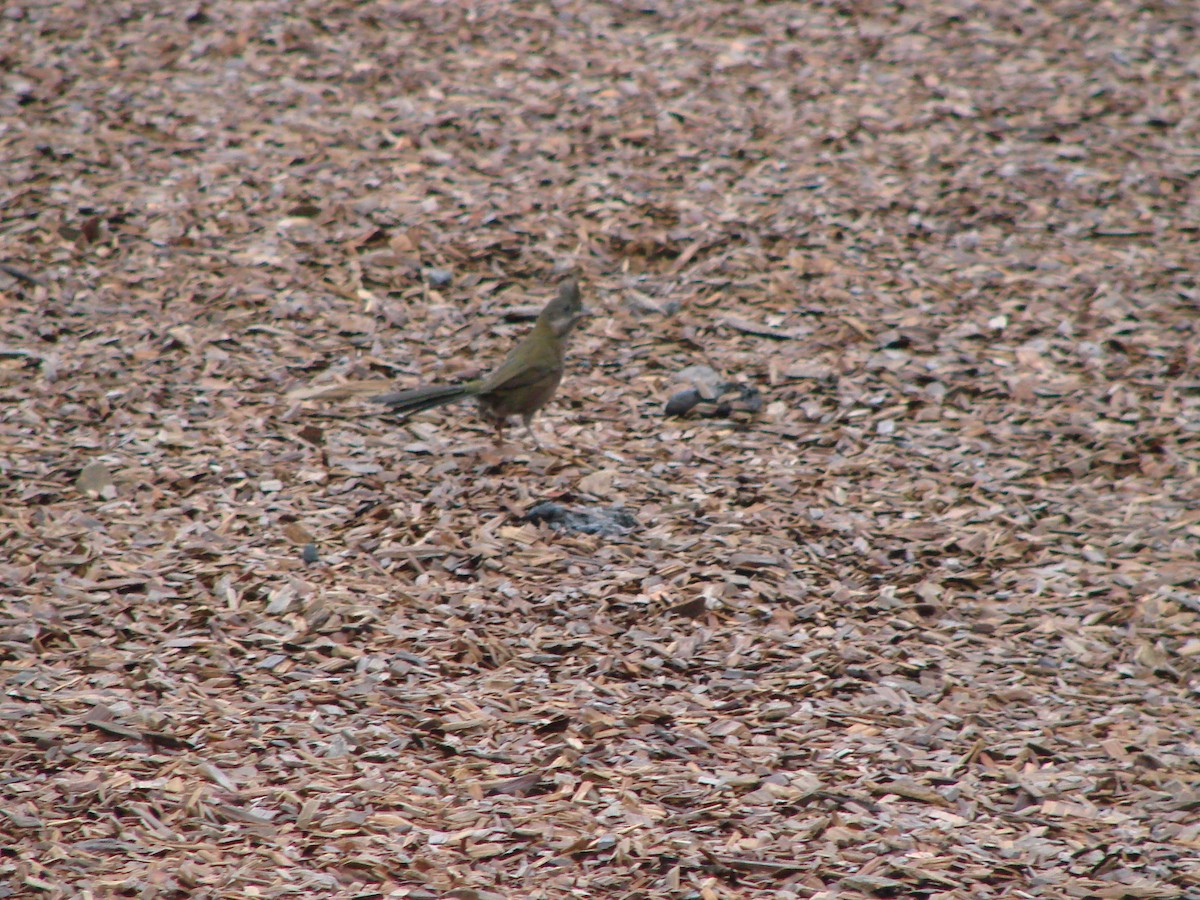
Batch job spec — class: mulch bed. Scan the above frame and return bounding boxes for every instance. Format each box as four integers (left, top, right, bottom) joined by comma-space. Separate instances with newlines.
2, 2, 1198, 897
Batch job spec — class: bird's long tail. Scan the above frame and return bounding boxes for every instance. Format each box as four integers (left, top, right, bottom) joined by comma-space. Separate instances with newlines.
373, 383, 476, 416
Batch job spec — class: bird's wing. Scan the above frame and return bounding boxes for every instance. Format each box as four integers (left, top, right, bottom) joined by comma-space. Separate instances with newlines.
478, 325, 562, 393
480, 354, 561, 393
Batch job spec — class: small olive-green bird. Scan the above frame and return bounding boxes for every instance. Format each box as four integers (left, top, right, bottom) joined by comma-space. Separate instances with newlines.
374, 278, 590, 445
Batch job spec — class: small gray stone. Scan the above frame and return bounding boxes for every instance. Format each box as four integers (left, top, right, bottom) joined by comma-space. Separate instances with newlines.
525, 502, 637, 536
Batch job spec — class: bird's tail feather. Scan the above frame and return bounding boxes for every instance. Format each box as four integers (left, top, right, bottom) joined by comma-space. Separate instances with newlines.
373, 383, 474, 416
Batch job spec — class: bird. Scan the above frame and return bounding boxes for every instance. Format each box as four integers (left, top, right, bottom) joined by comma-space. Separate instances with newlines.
373, 278, 590, 446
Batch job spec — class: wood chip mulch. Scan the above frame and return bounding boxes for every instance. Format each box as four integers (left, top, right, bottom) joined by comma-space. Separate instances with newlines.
2, 2, 1198, 898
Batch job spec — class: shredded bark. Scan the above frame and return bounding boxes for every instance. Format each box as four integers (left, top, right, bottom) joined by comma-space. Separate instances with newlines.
2, 1, 1198, 898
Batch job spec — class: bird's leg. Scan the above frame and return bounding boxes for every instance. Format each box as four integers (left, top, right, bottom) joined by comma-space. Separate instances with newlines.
493, 420, 506, 447
523, 414, 544, 451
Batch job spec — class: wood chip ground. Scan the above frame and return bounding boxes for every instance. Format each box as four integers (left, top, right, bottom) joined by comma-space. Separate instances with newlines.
2, 2, 1198, 898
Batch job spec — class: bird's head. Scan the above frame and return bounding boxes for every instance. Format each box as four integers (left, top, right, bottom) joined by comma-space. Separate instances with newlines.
540, 278, 591, 338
